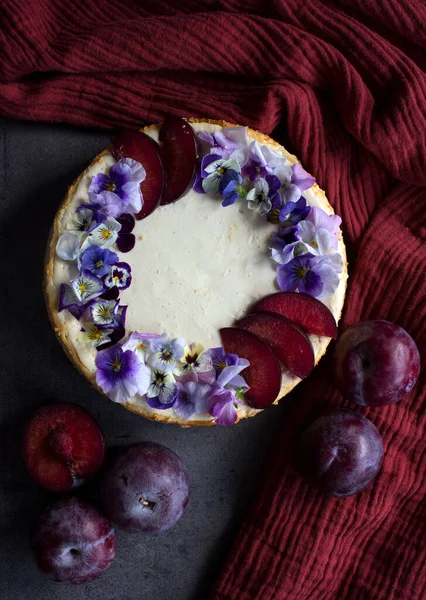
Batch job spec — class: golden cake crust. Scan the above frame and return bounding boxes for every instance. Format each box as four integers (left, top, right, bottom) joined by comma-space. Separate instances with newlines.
44, 119, 348, 426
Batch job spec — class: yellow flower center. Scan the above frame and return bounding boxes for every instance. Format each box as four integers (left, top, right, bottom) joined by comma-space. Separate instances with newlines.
113, 275, 120, 282
297, 267, 308, 278
137, 343, 145, 351
101, 229, 111, 240
96, 260, 103, 269
100, 307, 109, 318
106, 183, 116, 192
78, 283, 87, 293
311, 240, 318, 248
112, 359, 121, 372
218, 167, 225, 175
92, 329, 102, 340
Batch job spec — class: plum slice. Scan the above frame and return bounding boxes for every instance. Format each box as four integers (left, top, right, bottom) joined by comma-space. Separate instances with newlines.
254, 292, 337, 339
159, 116, 197, 204
112, 130, 165, 219
220, 327, 281, 409
236, 312, 314, 379
22, 403, 105, 492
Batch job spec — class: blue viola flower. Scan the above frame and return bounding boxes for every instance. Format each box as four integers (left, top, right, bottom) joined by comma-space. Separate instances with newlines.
219, 169, 243, 207
201, 154, 242, 199
68, 203, 106, 235
79, 246, 118, 277
146, 369, 177, 405
246, 174, 281, 215
279, 196, 311, 226
269, 226, 306, 265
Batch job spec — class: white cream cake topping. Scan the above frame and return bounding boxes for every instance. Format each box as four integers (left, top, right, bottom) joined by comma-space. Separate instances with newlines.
48, 122, 347, 422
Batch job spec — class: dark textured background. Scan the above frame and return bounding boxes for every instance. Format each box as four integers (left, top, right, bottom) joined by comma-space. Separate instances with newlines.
0, 118, 292, 600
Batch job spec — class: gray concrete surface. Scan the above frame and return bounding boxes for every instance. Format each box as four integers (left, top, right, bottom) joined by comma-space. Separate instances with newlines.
0, 118, 290, 600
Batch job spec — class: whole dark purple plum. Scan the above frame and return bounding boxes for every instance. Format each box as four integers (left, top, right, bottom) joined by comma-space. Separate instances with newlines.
100, 442, 189, 535
333, 320, 420, 406
31, 498, 116, 584
293, 409, 384, 497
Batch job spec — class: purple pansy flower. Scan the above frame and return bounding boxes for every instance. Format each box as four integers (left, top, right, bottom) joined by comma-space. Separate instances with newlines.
207, 347, 239, 376
278, 197, 311, 226
276, 253, 342, 298
173, 381, 212, 420
296, 220, 335, 256
246, 174, 281, 215
79, 246, 118, 277
82, 217, 122, 249
176, 343, 216, 385
95, 344, 151, 404
70, 270, 104, 304
201, 154, 242, 197
122, 332, 160, 364
89, 158, 145, 217
89, 299, 118, 327
146, 368, 176, 404
149, 334, 185, 373
198, 127, 248, 165
306, 207, 342, 251
115, 213, 136, 253
269, 226, 306, 265
242, 141, 290, 183
58, 283, 84, 319
68, 204, 106, 235
80, 321, 114, 348
207, 385, 241, 427
280, 163, 316, 205
97, 304, 128, 349
104, 262, 132, 291
206, 347, 250, 390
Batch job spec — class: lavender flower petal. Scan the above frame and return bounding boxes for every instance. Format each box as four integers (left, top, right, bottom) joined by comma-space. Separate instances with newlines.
56, 233, 81, 261
291, 163, 316, 191
147, 395, 176, 410
116, 233, 136, 253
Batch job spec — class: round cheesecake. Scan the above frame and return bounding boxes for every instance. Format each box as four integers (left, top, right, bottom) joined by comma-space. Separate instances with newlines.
45, 119, 348, 426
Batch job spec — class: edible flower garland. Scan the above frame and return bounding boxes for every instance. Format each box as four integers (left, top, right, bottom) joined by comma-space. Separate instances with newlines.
194, 127, 343, 298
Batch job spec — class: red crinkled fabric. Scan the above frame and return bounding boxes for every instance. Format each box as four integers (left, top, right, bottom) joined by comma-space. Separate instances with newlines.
1, 1, 425, 598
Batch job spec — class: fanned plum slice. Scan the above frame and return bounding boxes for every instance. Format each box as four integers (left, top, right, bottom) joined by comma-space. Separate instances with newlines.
236, 312, 314, 379
220, 327, 281, 409
254, 292, 337, 339
159, 116, 197, 204
112, 131, 165, 219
